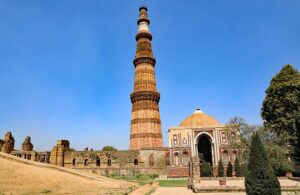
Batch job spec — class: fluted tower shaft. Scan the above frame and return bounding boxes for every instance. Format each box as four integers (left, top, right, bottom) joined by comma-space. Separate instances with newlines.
130, 7, 163, 150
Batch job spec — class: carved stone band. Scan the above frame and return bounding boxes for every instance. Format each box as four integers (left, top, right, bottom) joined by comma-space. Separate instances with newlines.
136, 31, 152, 41
135, 69, 155, 76
130, 91, 160, 103
131, 118, 161, 124
133, 56, 156, 67
134, 80, 156, 87
132, 103, 159, 111
130, 133, 162, 139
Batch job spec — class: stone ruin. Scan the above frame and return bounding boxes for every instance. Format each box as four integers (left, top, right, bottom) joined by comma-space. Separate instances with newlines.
187, 156, 201, 190
22, 136, 33, 151
0, 139, 3, 148
1, 132, 15, 154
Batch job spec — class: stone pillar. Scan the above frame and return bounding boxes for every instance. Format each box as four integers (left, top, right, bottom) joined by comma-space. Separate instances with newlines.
21, 136, 33, 151
1, 132, 15, 154
0, 139, 3, 149
50, 140, 70, 166
192, 156, 201, 183
129, 6, 163, 150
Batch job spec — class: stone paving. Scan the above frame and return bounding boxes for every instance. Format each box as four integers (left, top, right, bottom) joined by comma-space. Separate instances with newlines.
152, 178, 300, 195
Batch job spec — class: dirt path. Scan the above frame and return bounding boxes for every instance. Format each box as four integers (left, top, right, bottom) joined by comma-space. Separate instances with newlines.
153, 188, 246, 195
0, 157, 135, 194
130, 182, 159, 195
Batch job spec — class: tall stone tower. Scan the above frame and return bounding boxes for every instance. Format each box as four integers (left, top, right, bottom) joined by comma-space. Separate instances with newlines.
130, 6, 163, 150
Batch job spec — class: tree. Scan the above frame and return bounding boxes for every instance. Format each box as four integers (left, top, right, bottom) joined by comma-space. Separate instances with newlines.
102, 146, 117, 151
228, 117, 253, 140
226, 162, 233, 177
265, 142, 294, 176
234, 158, 242, 177
245, 133, 281, 195
199, 154, 213, 177
218, 160, 224, 177
200, 161, 213, 177
261, 64, 300, 161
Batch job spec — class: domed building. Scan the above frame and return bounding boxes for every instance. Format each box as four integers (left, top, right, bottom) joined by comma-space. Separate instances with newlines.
168, 109, 240, 176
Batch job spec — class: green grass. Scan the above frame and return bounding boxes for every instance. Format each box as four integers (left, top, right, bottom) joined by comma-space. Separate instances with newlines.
110, 174, 187, 188
157, 180, 187, 187
110, 174, 155, 186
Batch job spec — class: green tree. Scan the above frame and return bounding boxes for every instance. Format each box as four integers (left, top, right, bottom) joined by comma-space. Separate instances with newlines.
265, 142, 294, 176
200, 161, 213, 177
234, 158, 242, 177
245, 133, 281, 195
102, 146, 118, 151
218, 160, 224, 177
261, 64, 300, 160
226, 162, 233, 177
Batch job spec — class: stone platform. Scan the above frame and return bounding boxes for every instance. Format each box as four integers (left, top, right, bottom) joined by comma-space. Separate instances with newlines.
190, 177, 300, 193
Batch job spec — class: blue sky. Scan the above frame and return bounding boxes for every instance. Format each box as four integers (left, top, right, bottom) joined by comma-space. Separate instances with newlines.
0, 0, 299, 151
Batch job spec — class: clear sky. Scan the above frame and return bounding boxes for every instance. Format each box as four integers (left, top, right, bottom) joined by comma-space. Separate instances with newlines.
0, 0, 299, 151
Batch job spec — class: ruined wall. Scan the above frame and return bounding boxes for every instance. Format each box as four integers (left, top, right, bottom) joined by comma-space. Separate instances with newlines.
50, 140, 70, 166
64, 149, 170, 175
12, 151, 50, 163
49, 140, 170, 176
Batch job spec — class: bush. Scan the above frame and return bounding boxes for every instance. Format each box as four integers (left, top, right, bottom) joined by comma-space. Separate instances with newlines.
241, 163, 247, 177
102, 146, 117, 151
200, 161, 213, 177
245, 133, 281, 195
226, 162, 233, 177
150, 174, 159, 179
218, 160, 224, 177
234, 158, 242, 177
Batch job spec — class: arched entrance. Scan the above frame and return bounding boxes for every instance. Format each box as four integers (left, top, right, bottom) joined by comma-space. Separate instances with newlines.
197, 134, 212, 165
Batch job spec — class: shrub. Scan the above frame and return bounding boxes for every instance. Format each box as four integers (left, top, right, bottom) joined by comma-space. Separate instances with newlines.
234, 158, 242, 177
200, 161, 213, 177
226, 162, 233, 177
150, 174, 159, 179
245, 133, 281, 195
218, 160, 224, 177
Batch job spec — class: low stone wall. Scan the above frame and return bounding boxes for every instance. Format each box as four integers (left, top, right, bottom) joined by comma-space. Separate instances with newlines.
190, 177, 300, 193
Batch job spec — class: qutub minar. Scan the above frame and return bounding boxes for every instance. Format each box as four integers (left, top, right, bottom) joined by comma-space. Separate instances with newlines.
130, 6, 163, 150
0, 6, 240, 178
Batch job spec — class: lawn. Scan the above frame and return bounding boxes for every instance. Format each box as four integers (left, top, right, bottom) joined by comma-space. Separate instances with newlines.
157, 180, 187, 187
110, 174, 187, 187
110, 174, 156, 186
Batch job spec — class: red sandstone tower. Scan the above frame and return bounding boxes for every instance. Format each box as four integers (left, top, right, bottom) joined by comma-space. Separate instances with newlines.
130, 6, 163, 150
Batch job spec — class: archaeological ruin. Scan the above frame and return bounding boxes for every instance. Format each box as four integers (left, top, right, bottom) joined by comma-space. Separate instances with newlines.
0, 6, 240, 178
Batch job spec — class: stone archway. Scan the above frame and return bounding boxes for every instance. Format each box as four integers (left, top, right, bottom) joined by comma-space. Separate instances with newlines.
197, 134, 212, 165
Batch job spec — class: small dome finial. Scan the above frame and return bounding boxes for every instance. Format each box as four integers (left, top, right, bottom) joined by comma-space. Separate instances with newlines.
139, 5, 148, 12
194, 108, 203, 114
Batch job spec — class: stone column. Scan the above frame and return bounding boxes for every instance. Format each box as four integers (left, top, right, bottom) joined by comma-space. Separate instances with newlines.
129, 6, 163, 150
50, 140, 70, 166
1, 132, 15, 154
